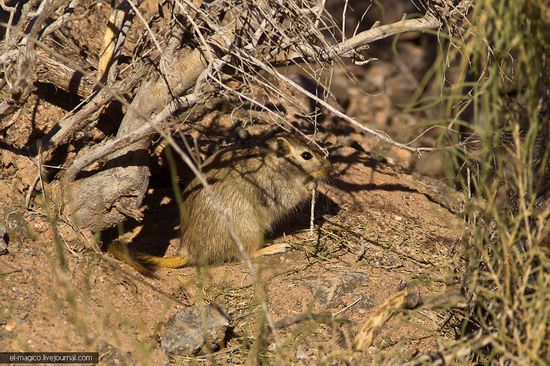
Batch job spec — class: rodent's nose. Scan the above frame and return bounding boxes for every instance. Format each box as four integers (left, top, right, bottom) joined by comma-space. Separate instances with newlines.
316, 159, 331, 178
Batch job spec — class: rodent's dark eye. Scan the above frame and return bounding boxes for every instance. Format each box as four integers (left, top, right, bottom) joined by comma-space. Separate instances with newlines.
301, 152, 313, 160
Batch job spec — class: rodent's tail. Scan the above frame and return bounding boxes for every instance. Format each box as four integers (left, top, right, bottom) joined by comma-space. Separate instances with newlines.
107, 241, 188, 277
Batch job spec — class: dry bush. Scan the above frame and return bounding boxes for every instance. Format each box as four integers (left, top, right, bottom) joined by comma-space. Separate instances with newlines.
1, 0, 447, 230
409, 0, 549, 363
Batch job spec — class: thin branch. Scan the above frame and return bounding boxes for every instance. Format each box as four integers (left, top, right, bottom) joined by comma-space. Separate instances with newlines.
334, 13, 442, 57
97, 0, 136, 85
40, 0, 82, 39
274, 12, 443, 65
63, 91, 200, 181
40, 61, 154, 161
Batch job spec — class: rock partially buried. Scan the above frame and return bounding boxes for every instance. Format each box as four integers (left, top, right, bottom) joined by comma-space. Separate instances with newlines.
161, 304, 231, 356
0, 223, 7, 255
96, 341, 135, 366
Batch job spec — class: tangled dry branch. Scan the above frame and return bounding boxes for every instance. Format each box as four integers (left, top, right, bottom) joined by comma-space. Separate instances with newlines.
1, 0, 470, 258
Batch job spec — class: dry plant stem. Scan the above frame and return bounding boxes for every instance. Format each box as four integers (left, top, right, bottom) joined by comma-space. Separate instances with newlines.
172, 0, 215, 62
39, 0, 80, 39
111, 32, 229, 137
276, 12, 443, 65
333, 296, 362, 317
208, 11, 446, 152
353, 289, 421, 350
1, 2, 17, 55
97, 0, 135, 85
334, 13, 442, 57
264, 311, 347, 334
25, 174, 40, 208
309, 186, 316, 237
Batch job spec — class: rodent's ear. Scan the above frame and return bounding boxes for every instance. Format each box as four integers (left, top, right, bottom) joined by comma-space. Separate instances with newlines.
275, 137, 292, 157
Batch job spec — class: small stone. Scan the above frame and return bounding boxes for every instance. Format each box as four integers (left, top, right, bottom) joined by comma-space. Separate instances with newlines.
5, 320, 17, 331
295, 345, 308, 360
96, 341, 135, 366
0, 223, 7, 254
161, 304, 231, 356
3, 206, 37, 241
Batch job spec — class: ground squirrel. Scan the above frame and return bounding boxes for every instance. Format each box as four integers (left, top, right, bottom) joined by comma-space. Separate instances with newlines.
108, 133, 331, 275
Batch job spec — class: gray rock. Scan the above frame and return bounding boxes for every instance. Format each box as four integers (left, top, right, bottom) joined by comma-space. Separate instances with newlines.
0, 223, 7, 254
161, 304, 231, 356
3, 206, 36, 242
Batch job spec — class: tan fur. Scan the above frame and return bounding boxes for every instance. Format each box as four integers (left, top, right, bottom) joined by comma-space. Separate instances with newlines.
108, 134, 330, 275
